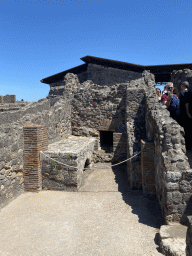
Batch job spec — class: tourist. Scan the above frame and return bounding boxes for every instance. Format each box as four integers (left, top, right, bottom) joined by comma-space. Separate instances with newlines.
179, 81, 192, 150
161, 82, 180, 121
173, 87, 179, 97
161, 82, 173, 105
156, 88, 162, 102
162, 85, 167, 95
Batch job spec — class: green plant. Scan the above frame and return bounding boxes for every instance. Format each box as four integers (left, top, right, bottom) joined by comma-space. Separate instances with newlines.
51, 161, 56, 167
56, 169, 60, 174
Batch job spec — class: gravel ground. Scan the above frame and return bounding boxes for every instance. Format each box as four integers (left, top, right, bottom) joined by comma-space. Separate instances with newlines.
0, 162, 163, 256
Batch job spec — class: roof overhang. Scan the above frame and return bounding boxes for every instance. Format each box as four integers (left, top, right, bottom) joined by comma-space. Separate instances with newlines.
41, 55, 192, 84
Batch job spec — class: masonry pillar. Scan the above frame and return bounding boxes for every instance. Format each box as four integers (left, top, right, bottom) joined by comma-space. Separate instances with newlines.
23, 125, 48, 192
141, 139, 156, 195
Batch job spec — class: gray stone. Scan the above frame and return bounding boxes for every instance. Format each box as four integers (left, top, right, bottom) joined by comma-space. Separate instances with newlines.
172, 191, 182, 204
176, 162, 187, 170
166, 192, 173, 204
159, 223, 187, 256
165, 182, 179, 191
178, 203, 187, 215
11, 159, 18, 166
182, 170, 192, 181
11, 172, 16, 180
183, 193, 192, 203
180, 180, 192, 193
0, 161, 5, 171
0, 174, 5, 180
166, 171, 182, 182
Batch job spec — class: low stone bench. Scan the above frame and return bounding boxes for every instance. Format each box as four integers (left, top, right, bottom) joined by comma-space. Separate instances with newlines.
41, 136, 96, 191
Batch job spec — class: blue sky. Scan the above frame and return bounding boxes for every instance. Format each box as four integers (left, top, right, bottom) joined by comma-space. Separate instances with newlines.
1, 0, 192, 101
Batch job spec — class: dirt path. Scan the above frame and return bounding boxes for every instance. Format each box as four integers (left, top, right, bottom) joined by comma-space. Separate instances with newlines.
0, 163, 163, 256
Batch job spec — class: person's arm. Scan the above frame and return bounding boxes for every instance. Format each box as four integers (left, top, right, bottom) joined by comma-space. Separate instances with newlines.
166, 93, 172, 108
161, 94, 168, 105
166, 98, 171, 107
185, 103, 192, 119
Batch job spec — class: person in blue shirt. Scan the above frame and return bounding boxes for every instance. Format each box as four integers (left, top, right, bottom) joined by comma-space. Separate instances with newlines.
179, 81, 192, 150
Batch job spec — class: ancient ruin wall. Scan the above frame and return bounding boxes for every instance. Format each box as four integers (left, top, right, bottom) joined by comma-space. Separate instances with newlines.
86, 63, 142, 86
145, 74, 192, 224
48, 63, 143, 97
171, 68, 192, 93
3, 95, 16, 103
0, 96, 3, 103
0, 97, 71, 209
48, 71, 87, 98
70, 65, 145, 161
126, 87, 146, 189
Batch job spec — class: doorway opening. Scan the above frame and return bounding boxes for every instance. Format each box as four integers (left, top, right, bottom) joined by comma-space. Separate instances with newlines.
100, 131, 113, 150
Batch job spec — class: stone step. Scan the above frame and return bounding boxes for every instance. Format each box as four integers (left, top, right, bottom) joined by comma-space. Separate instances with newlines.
159, 223, 187, 256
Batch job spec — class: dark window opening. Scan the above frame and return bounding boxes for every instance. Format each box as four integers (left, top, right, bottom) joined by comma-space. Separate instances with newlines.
100, 131, 113, 149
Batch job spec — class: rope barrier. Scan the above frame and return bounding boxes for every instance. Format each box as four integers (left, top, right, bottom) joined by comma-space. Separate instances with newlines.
40, 151, 141, 170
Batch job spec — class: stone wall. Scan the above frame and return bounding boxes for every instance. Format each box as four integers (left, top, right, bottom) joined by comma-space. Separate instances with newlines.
0, 102, 29, 112
145, 76, 192, 224
186, 216, 192, 255
48, 72, 88, 98
0, 97, 71, 209
171, 68, 192, 93
87, 63, 142, 86
48, 63, 143, 98
71, 65, 148, 162
126, 87, 146, 189
3, 95, 16, 103
0, 95, 3, 103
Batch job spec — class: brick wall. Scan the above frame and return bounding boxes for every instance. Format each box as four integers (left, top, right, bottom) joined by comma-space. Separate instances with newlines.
23, 125, 48, 192
113, 133, 127, 153
141, 140, 156, 195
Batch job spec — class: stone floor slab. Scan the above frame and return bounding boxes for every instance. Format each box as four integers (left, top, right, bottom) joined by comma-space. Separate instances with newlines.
0, 163, 163, 256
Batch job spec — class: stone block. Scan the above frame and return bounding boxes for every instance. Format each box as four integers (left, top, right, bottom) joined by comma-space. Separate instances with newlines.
178, 203, 187, 215
0, 161, 5, 171
0, 174, 5, 180
166, 171, 182, 182
172, 191, 182, 204
176, 162, 187, 171
166, 192, 173, 205
41, 136, 96, 190
183, 193, 192, 203
11, 159, 18, 166
180, 180, 192, 193
165, 182, 179, 191
183, 170, 192, 181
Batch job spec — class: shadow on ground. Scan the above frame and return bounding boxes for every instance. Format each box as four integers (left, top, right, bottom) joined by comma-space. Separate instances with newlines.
112, 163, 163, 229
111, 163, 163, 252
